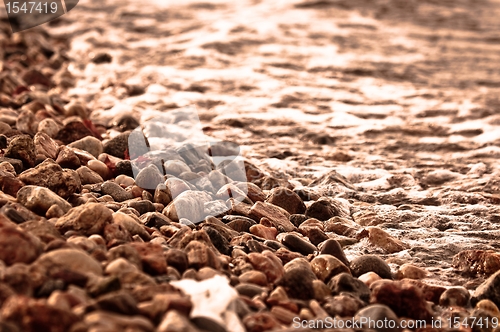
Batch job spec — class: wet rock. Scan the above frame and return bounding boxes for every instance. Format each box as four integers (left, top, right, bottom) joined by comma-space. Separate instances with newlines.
101, 181, 134, 202
471, 269, 500, 307
249, 201, 295, 232
453, 250, 500, 275
439, 287, 470, 307
4, 135, 35, 169
396, 263, 427, 280
266, 187, 306, 215
36, 248, 103, 276
136, 164, 165, 191
354, 304, 401, 332
68, 136, 103, 158
311, 254, 350, 283
350, 255, 393, 279
305, 197, 349, 221
34, 132, 58, 160
19, 159, 81, 199
17, 185, 72, 215
0, 226, 42, 265
328, 272, 370, 302
55, 202, 113, 236
247, 251, 284, 284
370, 280, 433, 321
281, 233, 317, 255
55, 121, 95, 145
319, 239, 350, 266
55, 145, 81, 169
77, 166, 104, 185
364, 227, 409, 254
324, 293, 365, 317
103, 132, 130, 159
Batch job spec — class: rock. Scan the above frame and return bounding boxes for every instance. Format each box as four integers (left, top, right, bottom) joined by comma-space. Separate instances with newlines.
239, 270, 268, 286
34, 132, 58, 160
164, 160, 191, 176
19, 219, 62, 244
84, 310, 155, 332
107, 244, 142, 270
328, 272, 371, 302
91, 52, 113, 64
280, 258, 317, 300
154, 183, 173, 206
68, 136, 103, 158
202, 225, 231, 256
225, 216, 256, 233
88, 159, 112, 180
365, 227, 409, 254
358, 272, 382, 287
265, 187, 306, 215
319, 239, 350, 267
281, 233, 317, 255
370, 280, 434, 321
38, 118, 59, 138
453, 250, 500, 275
475, 299, 500, 315
439, 287, 470, 307
249, 201, 295, 232
128, 200, 156, 215
0, 175, 24, 197
55, 145, 81, 169
397, 263, 427, 280
311, 255, 350, 283
305, 197, 349, 221
350, 255, 393, 279
135, 164, 165, 191
16, 109, 38, 135
165, 249, 189, 274
55, 202, 112, 236
249, 224, 277, 240
113, 212, 150, 241
323, 293, 365, 317
166, 177, 191, 198
116, 174, 135, 187
236, 283, 266, 298
77, 166, 104, 185
158, 310, 201, 332
95, 290, 139, 315
19, 159, 81, 199
55, 121, 94, 145
247, 251, 284, 284
164, 190, 212, 223
103, 132, 130, 159
0, 158, 23, 174
0, 226, 42, 265
0, 135, 6, 149
101, 181, 134, 202
36, 248, 103, 276
354, 304, 401, 332
4, 135, 35, 169
184, 240, 220, 270
403, 279, 445, 304
471, 269, 500, 307
243, 312, 281, 332
17, 186, 72, 215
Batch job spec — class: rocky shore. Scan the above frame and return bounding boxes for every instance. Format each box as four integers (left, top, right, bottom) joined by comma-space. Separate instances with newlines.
2, 0, 500, 331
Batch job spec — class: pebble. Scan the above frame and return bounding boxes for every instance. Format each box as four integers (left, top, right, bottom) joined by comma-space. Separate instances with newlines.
358, 271, 383, 287
19, 159, 82, 199
0, 122, 11, 135
249, 201, 295, 232
239, 270, 268, 286
247, 251, 284, 284
281, 233, 317, 255
55, 121, 95, 145
350, 255, 393, 279
17, 185, 72, 215
164, 190, 212, 223
265, 187, 306, 215
76, 166, 104, 185
310, 254, 351, 283
225, 216, 256, 233
164, 159, 191, 176
115, 174, 135, 187
37, 118, 59, 138
34, 132, 59, 160
158, 310, 201, 332
305, 197, 348, 221
115, 160, 134, 177
16, 109, 38, 135
249, 224, 277, 240
128, 200, 156, 215
475, 299, 500, 315
0, 226, 42, 265
113, 212, 151, 241
135, 164, 165, 191
236, 283, 266, 298
184, 240, 221, 270
453, 249, 500, 275
55, 202, 112, 236
439, 286, 470, 307
4, 135, 36, 169
103, 132, 130, 159
328, 273, 370, 304
87, 159, 112, 180
323, 293, 365, 317
471, 269, 500, 307
84, 310, 155, 332
319, 239, 350, 266
101, 181, 134, 202
397, 263, 427, 280
36, 248, 103, 276
365, 227, 410, 253
280, 258, 317, 300
68, 136, 103, 158
0, 158, 23, 174
354, 304, 401, 332
19, 219, 62, 244
243, 312, 281, 332
55, 145, 81, 169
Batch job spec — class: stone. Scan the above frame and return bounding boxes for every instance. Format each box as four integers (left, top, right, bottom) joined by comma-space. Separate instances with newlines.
19, 159, 81, 199
226, 217, 256, 233
36, 248, 103, 276
55, 145, 81, 169
165, 249, 189, 274
202, 225, 231, 256
452, 250, 500, 275
471, 269, 500, 307
358, 272, 382, 287
158, 310, 201, 332
323, 293, 365, 317
101, 181, 134, 202
164, 190, 212, 223
319, 239, 350, 267
88, 159, 112, 180
19, 219, 62, 244
103, 132, 130, 159
247, 251, 284, 284
439, 287, 470, 307
135, 164, 165, 191
0, 226, 42, 265
249, 201, 295, 232
354, 304, 401, 332
311, 254, 350, 283
475, 299, 500, 315
113, 212, 150, 241
166, 177, 191, 198
239, 270, 268, 286
305, 197, 349, 221
281, 233, 317, 255
0, 158, 23, 174
55, 202, 113, 236
107, 244, 142, 270
154, 184, 173, 206
280, 258, 317, 300
0, 175, 24, 197
68, 136, 103, 158
55, 121, 94, 145
16, 109, 38, 135
4, 135, 35, 169
350, 255, 393, 279
249, 224, 277, 240
243, 312, 281, 332
77, 166, 104, 185
397, 263, 427, 280
17, 186, 72, 215
328, 272, 370, 302
403, 279, 445, 304
370, 280, 434, 321
95, 290, 139, 315
184, 240, 220, 270
265, 187, 306, 215
84, 311, 155, 332
34, 132, 58, 160
128, 200, 156, 215
38, 118, 59, 138
164, 160, 191, 176
236, 283, 266, 298
366, 227, 410, 254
